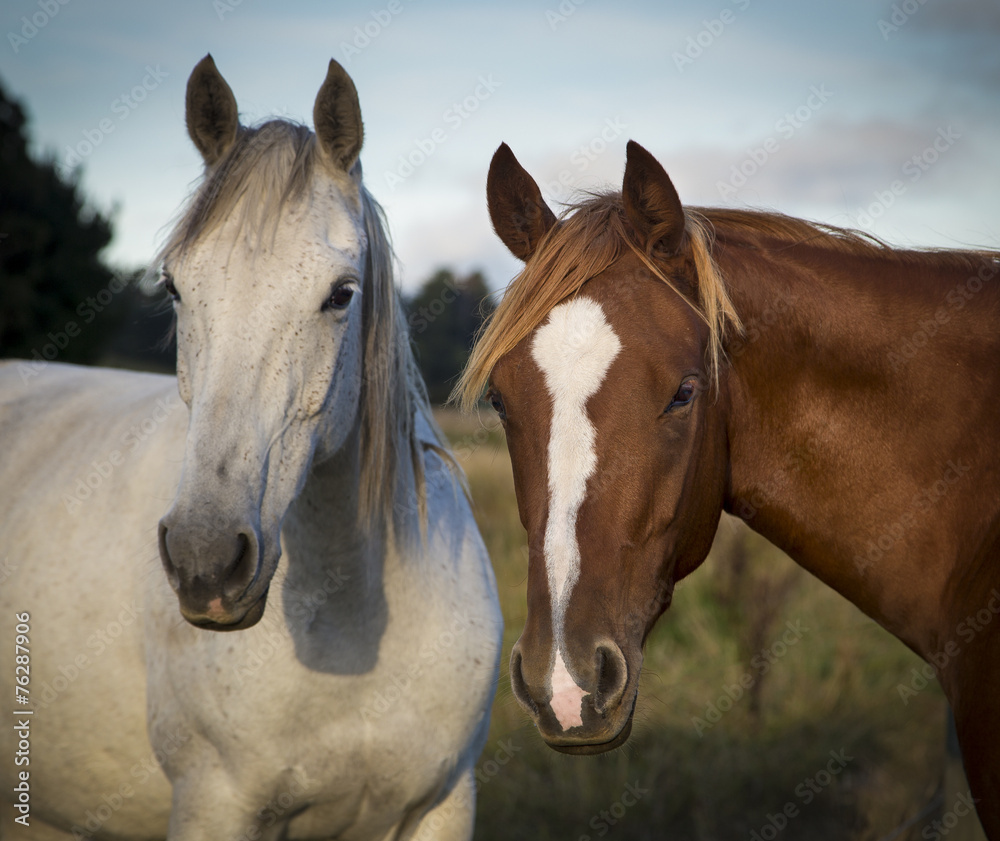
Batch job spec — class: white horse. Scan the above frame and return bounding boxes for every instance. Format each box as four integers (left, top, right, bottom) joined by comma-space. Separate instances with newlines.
0, 56, 501, 841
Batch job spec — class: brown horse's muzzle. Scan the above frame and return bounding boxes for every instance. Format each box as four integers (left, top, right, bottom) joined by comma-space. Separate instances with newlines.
509, 634, 638, 754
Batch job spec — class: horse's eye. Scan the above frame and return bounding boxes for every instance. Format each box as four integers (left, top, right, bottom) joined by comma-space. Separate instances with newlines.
162, 271, 180, 302
666, 378, 698, 412
323, 283, 356, 312
488, 392, 506, 422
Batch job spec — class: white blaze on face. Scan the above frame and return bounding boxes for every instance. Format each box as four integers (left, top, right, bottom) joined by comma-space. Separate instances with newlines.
531, 297, 621, 729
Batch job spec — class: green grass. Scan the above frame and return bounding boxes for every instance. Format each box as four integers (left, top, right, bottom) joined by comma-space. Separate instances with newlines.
436, 409, 956, 841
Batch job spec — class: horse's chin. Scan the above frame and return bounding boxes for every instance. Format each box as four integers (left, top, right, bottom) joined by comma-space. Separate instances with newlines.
545, 714, 634, 755
182, 589, 269, 631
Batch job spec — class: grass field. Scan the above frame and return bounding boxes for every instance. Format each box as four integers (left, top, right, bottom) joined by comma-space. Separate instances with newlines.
434, 409, 974, 841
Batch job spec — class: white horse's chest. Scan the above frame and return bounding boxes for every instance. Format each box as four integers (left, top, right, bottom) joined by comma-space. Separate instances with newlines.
146, 515, 499, 838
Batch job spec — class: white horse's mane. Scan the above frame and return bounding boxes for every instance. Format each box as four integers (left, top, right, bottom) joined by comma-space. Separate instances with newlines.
152, 119, 440, 528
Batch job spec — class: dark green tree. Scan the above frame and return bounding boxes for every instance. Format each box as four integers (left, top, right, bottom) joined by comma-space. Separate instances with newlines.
0, 76, 128, 369
406, 268, 494, 405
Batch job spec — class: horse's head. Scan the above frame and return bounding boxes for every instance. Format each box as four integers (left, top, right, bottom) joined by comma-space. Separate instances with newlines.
157, 56, 376, 630
461, 142, 738, 751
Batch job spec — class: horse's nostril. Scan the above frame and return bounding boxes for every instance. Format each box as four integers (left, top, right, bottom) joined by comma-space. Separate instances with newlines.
509, 646, 539, 717
223, 532, 257, 599
233, 533, 250, 569
157, 521, 180, 591
593, 642, 628, 715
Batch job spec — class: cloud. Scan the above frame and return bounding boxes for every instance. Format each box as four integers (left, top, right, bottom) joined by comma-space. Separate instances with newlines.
881, 0, 1000, 91
909, 0, 1000, 35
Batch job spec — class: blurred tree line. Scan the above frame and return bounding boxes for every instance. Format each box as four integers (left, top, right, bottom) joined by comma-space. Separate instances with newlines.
0, 76, 174, 373
404, 269, 494, 405
0, 75, 492, 402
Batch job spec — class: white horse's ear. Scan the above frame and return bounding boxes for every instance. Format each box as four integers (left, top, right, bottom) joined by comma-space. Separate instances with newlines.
313, 59, 363, 173
185, 54, 240, 167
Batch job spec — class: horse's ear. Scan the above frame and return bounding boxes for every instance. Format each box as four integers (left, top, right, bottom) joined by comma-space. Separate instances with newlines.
622, 140, 685, 256
487, 143, 557, 262
313, 59, 363, 173
186, 55, 239, 167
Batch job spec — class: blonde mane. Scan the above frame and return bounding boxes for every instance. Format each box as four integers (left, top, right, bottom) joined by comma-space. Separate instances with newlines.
153, 119, 435, 527
452, 192, 741, 411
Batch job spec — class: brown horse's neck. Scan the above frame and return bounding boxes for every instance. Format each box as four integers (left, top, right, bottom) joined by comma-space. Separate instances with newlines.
716, 233, 1000, 657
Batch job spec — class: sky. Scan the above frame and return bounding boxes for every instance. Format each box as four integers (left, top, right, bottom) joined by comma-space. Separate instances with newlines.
2, 0, 998, 293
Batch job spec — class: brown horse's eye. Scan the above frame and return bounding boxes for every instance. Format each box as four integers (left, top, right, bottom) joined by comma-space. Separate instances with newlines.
666, 378, 697, 412
487, 392, 506, 422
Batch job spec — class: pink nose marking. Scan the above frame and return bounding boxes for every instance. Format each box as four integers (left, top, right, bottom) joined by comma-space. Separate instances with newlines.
206, 597, 225, 618
550, 650, 586, 730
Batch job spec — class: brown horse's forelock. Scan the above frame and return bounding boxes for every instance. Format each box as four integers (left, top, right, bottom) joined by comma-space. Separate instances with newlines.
452, 192, 740, 412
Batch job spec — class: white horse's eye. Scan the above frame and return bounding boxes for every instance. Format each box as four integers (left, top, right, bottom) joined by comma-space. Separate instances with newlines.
322, 281, 357, 312
161, 271, 180, 303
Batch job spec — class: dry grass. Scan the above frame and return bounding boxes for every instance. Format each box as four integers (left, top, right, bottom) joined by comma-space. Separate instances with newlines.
436, 409, 961, 841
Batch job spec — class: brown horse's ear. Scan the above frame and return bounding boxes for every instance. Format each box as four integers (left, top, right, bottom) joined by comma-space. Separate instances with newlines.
186, 55, 240, 167
622, 140, 685, 256
487, 143, 557, 262
313, 59, 363, 173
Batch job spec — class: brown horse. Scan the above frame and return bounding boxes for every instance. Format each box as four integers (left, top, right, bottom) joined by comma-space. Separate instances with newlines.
455, 141, 1000, 834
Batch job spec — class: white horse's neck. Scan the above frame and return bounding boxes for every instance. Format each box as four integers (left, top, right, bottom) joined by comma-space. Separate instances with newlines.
276, 416, 416, 673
